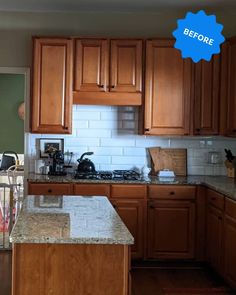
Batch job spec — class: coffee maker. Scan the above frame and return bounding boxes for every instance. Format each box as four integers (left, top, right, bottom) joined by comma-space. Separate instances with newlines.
48, 150, 67, 176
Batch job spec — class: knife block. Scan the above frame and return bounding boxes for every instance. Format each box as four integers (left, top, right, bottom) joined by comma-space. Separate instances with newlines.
225, 160, 235, 178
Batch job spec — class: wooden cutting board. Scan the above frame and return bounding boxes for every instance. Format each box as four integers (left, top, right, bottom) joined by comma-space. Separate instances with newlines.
148, 147, 187, 176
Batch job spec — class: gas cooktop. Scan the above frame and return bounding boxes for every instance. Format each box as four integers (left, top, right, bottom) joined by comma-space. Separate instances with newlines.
74, 170, 141, 181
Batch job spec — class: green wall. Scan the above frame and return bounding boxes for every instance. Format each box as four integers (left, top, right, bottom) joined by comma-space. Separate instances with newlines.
0, 74, 24, 153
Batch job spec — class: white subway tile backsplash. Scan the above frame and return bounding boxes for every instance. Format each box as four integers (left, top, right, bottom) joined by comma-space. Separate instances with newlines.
88, 147, 123, 156
76, 129, 111, 138
112, 156, 146, 165
65, 138, 100, 147
89, 120, 122, 129
101, 138, 135, 147
27, 105, 236, 175
122, 121, 136, 129
123, 147, 147, 156
74, 112, 100, 120
73, 120, 89, 129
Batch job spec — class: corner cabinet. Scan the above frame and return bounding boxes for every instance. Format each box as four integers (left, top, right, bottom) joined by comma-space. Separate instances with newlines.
224, 37, 236, 136
31, 38, 73, 134
73, 38, 143, 105
193, 55, 220, 135
144, 39, 192, 135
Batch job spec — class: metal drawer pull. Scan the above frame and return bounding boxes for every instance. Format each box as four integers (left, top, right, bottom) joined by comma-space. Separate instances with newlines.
48, 189, 52, 193
97, 84, 104, 88
169, 191, 175, 195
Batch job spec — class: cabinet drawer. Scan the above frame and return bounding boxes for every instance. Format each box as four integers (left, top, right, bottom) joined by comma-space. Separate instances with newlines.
111, 185, 147, 199
207, 189, 224, 211
28, 183, 72, 195
225, 198, 236, 219
148, 185, 196, 199
74, 184, 110, 197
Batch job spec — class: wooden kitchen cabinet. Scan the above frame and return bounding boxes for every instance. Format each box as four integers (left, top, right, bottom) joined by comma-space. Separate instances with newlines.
206, 189, 224, 274
147, 199, 195, 259
73, 38, 142, 105
112, 199, 146, 260
73, 183, 110, 197
31, 38, 73, 133
193, 55, 220, 135
224, 198, 236, 289
144, 39, 192, 135
111, 185, 147, 260
28, 182, 73, 195
222, 37, 236, 136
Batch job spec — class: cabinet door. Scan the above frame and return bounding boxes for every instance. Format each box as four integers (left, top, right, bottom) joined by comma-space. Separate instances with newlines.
28, 183, 72, 195
74, 184, 110, 197
226, 37, 236, 136
110, 40, 142, 93
144, 40, 192, 135
147, 200, 195, 259
206, 204, 223, 274
31, 38, 73, 133
194, 56, 220, 135
74, 39, 108, 92
112, 199, 146, 260
224, 215, 236, 289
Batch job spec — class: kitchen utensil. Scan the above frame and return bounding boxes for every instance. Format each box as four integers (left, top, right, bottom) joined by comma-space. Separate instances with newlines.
48, 150, 66, 176
77, 152, 96, 173
0, 151, 18, 170
148, 147, 187, 176
35, 159, 44, 174
224, 149, 235, 162
208, 151, 221, 164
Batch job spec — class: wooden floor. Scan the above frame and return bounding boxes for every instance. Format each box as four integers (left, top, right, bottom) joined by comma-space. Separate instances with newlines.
0, 251, 232, 295
131, 267, 232, 295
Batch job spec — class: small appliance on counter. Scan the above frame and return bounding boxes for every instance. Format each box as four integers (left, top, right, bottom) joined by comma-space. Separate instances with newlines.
0, 151, 19, 170
77, 152, 96, 173
48, 150, 67, 176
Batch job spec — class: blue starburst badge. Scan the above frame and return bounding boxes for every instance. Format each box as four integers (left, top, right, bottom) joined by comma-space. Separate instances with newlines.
172, 10, 225, 63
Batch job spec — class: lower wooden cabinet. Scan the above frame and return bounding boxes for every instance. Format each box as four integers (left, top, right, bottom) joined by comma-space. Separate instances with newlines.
28, 182, 73, 195
73, 184, 110, 197
206, 204, 223, 273
224, 198, 236, 289
112, 199, 146, 260
206, 189, 224, 275
147, 200, 195, 259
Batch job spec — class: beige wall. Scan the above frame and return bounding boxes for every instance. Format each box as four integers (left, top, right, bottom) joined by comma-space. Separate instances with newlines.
0, 9, 235, 67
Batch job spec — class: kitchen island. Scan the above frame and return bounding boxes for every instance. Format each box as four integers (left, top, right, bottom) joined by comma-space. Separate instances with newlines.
10, 195, 133, 295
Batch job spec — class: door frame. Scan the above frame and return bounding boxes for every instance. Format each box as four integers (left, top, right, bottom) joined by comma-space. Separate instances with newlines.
0, 67, 30, 192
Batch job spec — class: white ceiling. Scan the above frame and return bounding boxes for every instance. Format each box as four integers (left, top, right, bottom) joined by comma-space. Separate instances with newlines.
0, 0, 235, 13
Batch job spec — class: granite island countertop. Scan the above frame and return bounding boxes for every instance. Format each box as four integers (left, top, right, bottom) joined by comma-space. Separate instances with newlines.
10, 195, 134, 245
28, 173, 236, 201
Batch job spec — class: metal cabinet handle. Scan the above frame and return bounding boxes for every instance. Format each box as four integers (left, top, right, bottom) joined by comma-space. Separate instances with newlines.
63, 126, 68, 130
97, 84, 104, 88
169, 191, 175, 195
110, 85, 115, 88
48, 189, 52, 193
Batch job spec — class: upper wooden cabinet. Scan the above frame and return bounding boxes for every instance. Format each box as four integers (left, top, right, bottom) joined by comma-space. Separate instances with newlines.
73, 38, 143, 105
144, 39, 192, 135
222, 37, 236, 136
74, 39, 108, 93
31, 38, 73, 134
193, 55, 220, 135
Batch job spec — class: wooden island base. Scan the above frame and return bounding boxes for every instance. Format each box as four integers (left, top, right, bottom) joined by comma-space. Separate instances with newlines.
12, 243, 130, 295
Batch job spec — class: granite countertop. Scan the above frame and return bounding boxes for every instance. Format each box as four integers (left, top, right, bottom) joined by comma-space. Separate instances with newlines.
28, 173, 236, 201
10, 195, 134, 245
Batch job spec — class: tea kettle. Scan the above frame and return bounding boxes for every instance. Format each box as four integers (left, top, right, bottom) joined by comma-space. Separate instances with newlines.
77, 152, 96, 173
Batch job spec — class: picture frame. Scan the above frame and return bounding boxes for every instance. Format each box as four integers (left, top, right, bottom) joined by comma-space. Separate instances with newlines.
39, 138, 64, 158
